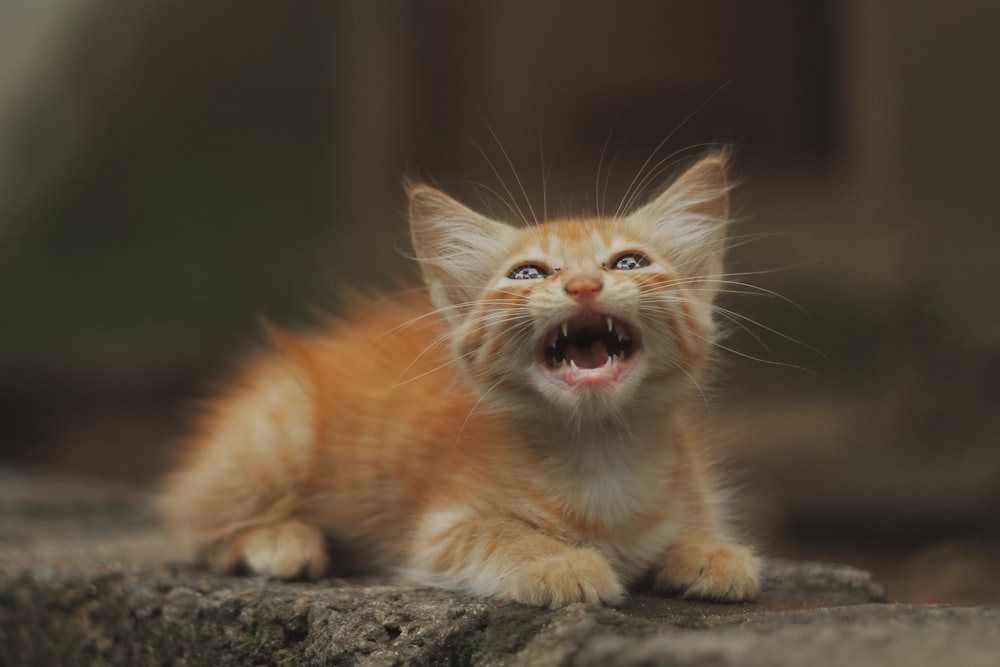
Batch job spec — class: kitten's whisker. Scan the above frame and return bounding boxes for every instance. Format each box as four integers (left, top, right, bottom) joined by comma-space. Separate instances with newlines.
380, 348, 478, 391
715, 280, 810, 317
462, 131, 530, 226
367, 286, 434, 304
636, 279, 773, 301
723, 230, 809, 253
388, 310, 535, 386
391, 327, 468, 384
395, 312, 530, 380
595, 111, 622, 217
708, 303, 824, 357
687, 330, 817, 374
457, 179, 534, 224
538, 126, 550, 222
649, 286, 783, 300
376, 298, 531, 340
706, 308, 777, 359
635, 288, 819, 362
603, 118, 638, 230
614, 82, 731, 220
480, 112, 539, 225
676, 363, 711, 413
637, 272, 810, 317
618, 143, 722, 217
457, 373, 511, 441
720, 262, 819, 280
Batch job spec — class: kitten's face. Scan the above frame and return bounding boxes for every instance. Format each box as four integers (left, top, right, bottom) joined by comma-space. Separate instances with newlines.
454, 217, 717, 418
409, 154, 730, 420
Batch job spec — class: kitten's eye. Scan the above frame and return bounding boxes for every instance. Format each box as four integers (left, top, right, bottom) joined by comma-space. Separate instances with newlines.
508, 264, 548, 280
611, 253, 650, 270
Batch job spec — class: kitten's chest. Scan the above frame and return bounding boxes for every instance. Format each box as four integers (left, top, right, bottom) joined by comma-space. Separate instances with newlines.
547, 477, 677, 581
535, 441, 672, 530
525, 435, 679, 574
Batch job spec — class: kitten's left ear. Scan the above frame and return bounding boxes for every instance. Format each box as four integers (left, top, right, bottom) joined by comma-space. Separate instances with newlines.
407, 182, 516, 326
627, 152, 730, 296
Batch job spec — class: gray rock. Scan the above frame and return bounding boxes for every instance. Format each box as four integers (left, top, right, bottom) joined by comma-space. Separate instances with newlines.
0, 467, 995, 666
577, 605, 1000, 667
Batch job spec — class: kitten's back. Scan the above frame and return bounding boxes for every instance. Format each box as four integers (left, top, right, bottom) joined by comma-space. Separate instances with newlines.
162, 294, 510, 570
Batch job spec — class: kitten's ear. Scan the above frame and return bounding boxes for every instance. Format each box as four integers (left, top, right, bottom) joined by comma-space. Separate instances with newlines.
628, 152, 730, 297
407, 182, 515, 325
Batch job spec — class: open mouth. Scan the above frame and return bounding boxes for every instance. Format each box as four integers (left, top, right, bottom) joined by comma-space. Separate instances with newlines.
540, 313, 639, 387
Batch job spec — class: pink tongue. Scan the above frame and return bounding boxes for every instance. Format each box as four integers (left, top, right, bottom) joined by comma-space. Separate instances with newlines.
564, 340, 610, 369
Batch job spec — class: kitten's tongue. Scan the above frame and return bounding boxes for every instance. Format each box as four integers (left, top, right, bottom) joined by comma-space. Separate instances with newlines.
564, 340, 610, 369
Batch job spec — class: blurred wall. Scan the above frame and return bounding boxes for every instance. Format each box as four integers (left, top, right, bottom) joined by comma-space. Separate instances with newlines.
1, 0, 998, 547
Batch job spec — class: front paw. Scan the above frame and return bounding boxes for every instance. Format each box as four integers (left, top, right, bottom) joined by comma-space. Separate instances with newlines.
508, 548, 625, 608
239, 520, 328, 580
655, 539, 761, 601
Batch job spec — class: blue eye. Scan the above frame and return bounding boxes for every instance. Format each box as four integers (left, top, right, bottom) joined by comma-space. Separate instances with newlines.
508, 264, 548, 280
611, 253, 650, 270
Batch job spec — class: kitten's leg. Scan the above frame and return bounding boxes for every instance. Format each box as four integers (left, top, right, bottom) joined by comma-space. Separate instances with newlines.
409, 507, 624, 608
224, 520, 329, 580
652, 435, 761, 601
653, 533, 760, 601
162, 357, 329, 579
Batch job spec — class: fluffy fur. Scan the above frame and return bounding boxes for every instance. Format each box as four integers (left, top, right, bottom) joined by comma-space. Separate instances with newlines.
160, 153, 761, 607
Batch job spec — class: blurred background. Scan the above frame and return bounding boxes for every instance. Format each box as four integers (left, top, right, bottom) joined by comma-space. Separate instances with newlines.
2, 1, 998, 604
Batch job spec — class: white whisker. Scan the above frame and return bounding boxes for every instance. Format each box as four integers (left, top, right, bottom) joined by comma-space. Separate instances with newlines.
457, 374, 508, 440
614, 82, 731, 220
461, 132, 530, 225
481, 112, 538, 225
618, 142, 724, 218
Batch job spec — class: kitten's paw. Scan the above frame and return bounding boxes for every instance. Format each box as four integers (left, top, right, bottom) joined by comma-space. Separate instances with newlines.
655, 539, 761, 601
240, 520, 328, 580
509, 548, 625, 608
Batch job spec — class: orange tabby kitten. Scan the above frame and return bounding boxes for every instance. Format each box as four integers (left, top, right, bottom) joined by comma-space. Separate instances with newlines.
161, 153, 761, 607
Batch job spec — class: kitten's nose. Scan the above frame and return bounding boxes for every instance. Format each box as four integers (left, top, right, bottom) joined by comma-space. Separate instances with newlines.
563, 274, 603, 300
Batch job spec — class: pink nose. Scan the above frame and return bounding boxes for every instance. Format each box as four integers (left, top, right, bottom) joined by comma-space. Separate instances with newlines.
564, 275, 603, 299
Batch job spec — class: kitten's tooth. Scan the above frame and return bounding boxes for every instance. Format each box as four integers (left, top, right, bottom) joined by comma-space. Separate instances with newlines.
561, 322, 568, 338
604, 355, 614, 369
569, 359, 579, 372
606, 317, 614, 332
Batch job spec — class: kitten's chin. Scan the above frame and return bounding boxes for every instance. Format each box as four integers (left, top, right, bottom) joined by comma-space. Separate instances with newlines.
537, 313, 641, 392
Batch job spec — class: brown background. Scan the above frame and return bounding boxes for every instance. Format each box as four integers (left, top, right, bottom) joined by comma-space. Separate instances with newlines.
2, 1, 998, 604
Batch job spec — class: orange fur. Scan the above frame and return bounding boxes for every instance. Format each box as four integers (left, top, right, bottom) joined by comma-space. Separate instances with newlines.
161, 153, 761, 607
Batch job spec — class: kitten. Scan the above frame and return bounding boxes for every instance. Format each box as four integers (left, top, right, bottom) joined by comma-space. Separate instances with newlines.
160, 153, 761, 607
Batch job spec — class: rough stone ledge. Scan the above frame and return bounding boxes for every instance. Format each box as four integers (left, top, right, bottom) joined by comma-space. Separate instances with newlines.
0, 467, 997, 666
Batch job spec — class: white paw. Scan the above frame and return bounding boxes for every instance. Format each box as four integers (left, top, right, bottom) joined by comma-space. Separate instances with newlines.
507, 548, 625, 608
656, 540, 761, 601
241, 521, 328, 580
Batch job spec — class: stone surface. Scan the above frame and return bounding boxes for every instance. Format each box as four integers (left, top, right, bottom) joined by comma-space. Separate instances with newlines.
0, 467, 997, 666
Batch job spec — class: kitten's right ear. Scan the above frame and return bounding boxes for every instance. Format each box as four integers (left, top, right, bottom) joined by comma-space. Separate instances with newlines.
627, 152, 731, 298
407, 182, 515, 326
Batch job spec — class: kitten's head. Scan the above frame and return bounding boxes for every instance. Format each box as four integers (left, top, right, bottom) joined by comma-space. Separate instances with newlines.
408, 153, 730, 422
